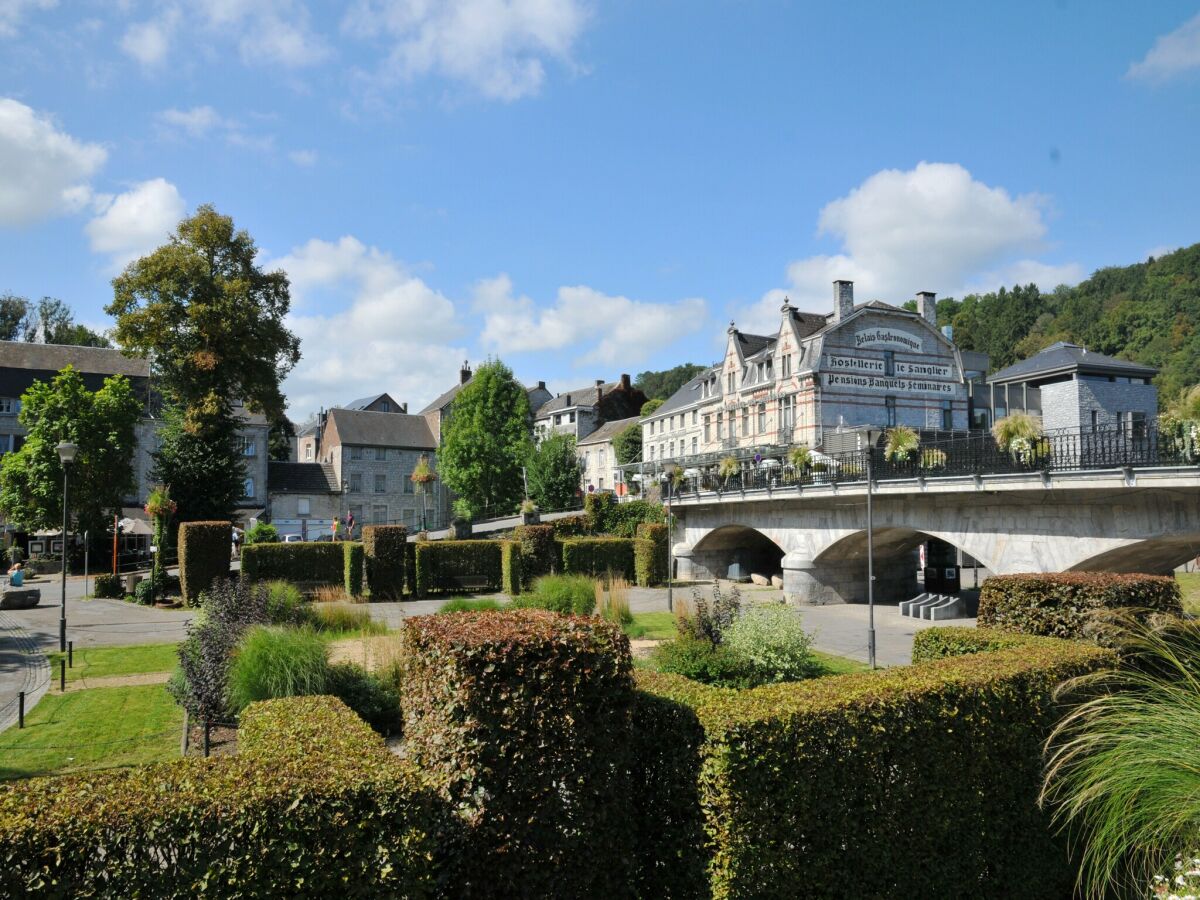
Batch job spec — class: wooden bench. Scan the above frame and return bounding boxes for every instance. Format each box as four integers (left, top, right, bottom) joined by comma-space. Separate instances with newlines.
449, 575, 491, 592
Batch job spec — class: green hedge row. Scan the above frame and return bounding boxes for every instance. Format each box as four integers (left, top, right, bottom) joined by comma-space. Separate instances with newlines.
911, 625, 1065, 662
514, 524, 556, 583
584, 493, 665, 538
362, 525, 406, 600
634, 522, 668, 586
178, 521, 231, 606
500, 540, 523, 596
977, 572, 1183, 641
399, 609, 634, 896
413, 540, 502, 595
631, 638, 1113, 898
343, 542, 364, 598
561, 537, 635, 581
240, 541, 348, 586
0, 696, 441, 897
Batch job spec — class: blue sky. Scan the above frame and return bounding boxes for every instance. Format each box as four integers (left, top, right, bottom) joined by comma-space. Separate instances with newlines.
1, 1, 1199, 419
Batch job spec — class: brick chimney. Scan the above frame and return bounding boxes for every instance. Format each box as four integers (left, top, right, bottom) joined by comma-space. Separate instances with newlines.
400, 402, 408, 413
460, 360, 472, 385
917, 291, 937, 326
595, 379, 605, 405
565, 393, 572, 406
833, 280, 854, 322
537, 380, 546, 391
619, 373, 631, 390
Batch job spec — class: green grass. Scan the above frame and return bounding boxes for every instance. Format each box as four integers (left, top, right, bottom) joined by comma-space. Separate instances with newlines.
0, 684, 183, 780
1176, 572, 1200, 615
810, 650, 871, 676
46, 642, 179, 683
624, 611, 677, 640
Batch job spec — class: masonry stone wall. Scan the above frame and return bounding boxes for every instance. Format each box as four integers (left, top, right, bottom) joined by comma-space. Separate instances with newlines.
335, 445, 445, 530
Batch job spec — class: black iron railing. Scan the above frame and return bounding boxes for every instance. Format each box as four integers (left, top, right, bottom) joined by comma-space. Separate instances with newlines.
651, 425, 1199, 499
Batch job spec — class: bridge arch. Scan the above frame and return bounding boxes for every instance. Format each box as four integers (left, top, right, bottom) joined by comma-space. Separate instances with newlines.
688, 524, 785, 581
1068, 533, 1200, 575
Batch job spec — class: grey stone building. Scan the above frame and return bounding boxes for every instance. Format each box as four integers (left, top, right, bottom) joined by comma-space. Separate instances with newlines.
419, 361, 553, 445
577, 415, 639, 494
533, 374, 646, 443
266, 461, 340, 539
986, 341, 1158, 433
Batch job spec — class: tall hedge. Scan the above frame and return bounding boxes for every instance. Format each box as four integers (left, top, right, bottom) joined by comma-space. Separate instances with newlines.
178, 521, 231, 606
631, 638, 1113, 898
635, 522, 668, 586
399, 609, 634, 896
561, 537, 635, 581
343, 542, 364, 598
413, 540, 502, 596
0, 696, 441, 897
977, 572, 1183, 641
514, 524, 556, 583
585, 493, 665, 537
240, 542, 345, 585
362, 525, 407, 600
500, 540, 523, 596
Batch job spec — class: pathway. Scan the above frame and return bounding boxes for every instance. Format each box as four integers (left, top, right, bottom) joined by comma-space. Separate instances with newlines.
0, 612, 50, 733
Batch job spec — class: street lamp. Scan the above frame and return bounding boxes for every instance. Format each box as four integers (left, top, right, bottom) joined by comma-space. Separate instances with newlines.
864, 428, 883, 669
56, 441, 78, 653
662, 467, 675, 613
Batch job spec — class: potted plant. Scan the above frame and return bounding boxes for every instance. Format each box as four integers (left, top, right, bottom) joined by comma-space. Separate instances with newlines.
811, 461, 830, 484
451, 498, 473, 539
718, 456, 739, 489
520, 498, 540, 525
884, 426, 920, 463
786, 446, 811, 484
919, 447, 947, 472
992, 412, 1047, 467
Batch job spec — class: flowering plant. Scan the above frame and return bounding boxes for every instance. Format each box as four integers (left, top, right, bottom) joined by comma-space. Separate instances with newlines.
1150, 852, 1200, 898
144, 485, 177, 519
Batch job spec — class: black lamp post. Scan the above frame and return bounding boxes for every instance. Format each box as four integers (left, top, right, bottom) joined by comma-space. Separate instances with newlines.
864, 428, 883, 669
56, 441, 78, 653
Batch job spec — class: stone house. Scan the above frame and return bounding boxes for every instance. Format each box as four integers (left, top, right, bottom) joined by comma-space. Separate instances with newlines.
266, 461, 341, 539
577, 416, 639, 494
533, 374, 646, 443
420, 361, 553, 445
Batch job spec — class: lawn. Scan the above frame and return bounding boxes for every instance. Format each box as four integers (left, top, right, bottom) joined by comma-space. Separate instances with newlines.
46, 642, 179, 683
1178, 572, 1200, 615
811, 650, 871, 676
0, 684, 183, 780
624, 611, 677, 641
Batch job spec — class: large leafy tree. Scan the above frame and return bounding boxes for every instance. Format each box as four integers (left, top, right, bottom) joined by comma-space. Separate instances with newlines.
612, 422, 643, 466
634, 363, 705, 401
438, 359, 533, 518
0, 366, 140, 542
105, 205, 300, 521
0, 294, 109, 346
526, 433, 582, 510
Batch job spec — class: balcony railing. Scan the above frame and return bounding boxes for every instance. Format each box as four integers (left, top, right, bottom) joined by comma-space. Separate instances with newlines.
627, 425, 1199, 499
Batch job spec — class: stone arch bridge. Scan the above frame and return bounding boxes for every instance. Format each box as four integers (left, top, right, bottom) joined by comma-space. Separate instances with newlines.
670, 467, 1200, 605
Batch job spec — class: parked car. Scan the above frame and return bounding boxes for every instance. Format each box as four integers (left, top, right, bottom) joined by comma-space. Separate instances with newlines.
283, 534, 304, 543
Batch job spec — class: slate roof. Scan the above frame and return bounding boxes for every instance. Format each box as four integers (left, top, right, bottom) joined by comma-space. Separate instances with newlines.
327, 407, 436, 449
648, 368, 718, 419
577, 416, 641, 447
988, 342, 1158, 385
0, 340, 149, 378
268, 462, 339, 494
735, 332, 774, 358
535, 381, 618, 417
343, 393, 395, 411
418, 379, 546, 415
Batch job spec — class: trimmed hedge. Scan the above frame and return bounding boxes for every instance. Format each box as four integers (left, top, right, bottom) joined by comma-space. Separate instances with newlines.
399, 609, 634, 897
631, 639, 1113, 898
500, 540, 523, 596
585, 493, 665, 538
635, 522, 669, 586
178, 520, 231, 606
0, 696, 441, 897
549, 513, 588, 538
911, 625, 1061, 662
91, 572, 122, 599
405, 541, 417, 594
561, 536, 635, 581
241, 541, 345, 586
362, 525, 407, 600
413, 540, 502, 596
343, 542, 364, 598
977, 572, 1183, 640
514, 524, 556, 582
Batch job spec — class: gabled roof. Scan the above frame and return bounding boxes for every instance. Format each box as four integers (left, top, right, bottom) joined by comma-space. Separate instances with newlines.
536, 381, 617, 417
326, 408, 436, 449
418, 378, 547, 415
988, 342, 1158, 385
268, 462, 339, 494
577, 416, 640, 447
0, 340, 149, 378
786, 308, 828, 338
735, 332, 774, 358
342, 392, 400, 411
648, 368, 717, 419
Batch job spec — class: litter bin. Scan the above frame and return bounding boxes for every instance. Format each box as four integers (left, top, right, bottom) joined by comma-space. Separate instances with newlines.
941, 566, 961, 594
923, 566, 941, 593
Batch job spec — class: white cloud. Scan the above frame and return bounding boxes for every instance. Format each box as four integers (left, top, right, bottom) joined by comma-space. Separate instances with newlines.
85, 177, 185, 268
343, 0, 590, 100
0, 0, 56, 37
288, 149, 318, 167
0, 97, 107, 226
274, 236, 463, 417
743, 162, 1081, 332
157, 105, 223, 137
120, 9, 178, 66
1127, 13, 1200, 82
476, 274, 707, 365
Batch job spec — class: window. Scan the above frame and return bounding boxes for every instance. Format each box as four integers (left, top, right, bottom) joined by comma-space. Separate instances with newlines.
742, 406, 749, 435
305, 444, 313, 460
568, 411, 576, 423
691, 436, 698, 455
0, 434, 13, 455
372, 504, 387, 524
349, 504, 363, 524
650, 444, 656, 460
716, 412, 723, 439
765, 360, 773, 380
404, 472, 414, 494
941, 399, 953, 430
243, 477, 255, 499
703, 416, 711, 442
599, 449, 606, 468
350, 446, 363, 460
1130, 411, 1148, 441
780, 395, 795, 431
728, 371, 735, 392
1090, 410, 1099, 432
379, 400, 390, 412
349, 473, 362, 493
237, 435, 257, 457
669, 440, 675, 458
0, 397, 17, 416
298, 498, 311, 516
554, 414, 562, 425
883, 351, 895, 377
885, 396, 897, 427
782, 354, 791, 378
691, 410, 697, 426
375, 473, 386, 493
729, 413, 737, 439
757, 403, 767, 433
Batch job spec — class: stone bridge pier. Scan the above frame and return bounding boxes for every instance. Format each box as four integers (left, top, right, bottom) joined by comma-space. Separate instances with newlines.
670, 479, 1200, 605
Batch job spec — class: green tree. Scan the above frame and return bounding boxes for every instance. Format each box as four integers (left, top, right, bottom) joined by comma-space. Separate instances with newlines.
105, 205, 300, 522
0, 294, 32, 341
634, 363, 705, 401
641, 398, 665, 417
526, 433, 581, 510
438, 359, 532, 518
612, 422, 642, 466
0, 294, 109, 346
267, 416, 294, 462
0, 366, 141, 544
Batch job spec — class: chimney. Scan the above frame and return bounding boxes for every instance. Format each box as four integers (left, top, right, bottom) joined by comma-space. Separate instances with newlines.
917, 291, 937, 326
400, 402, 408, 413
565, 393, 572, 406
537, 380, 546, 391
620, 373, 631, 390
595, 379, 604, 405
833, 280, 854, 321
460, 360, 472, 385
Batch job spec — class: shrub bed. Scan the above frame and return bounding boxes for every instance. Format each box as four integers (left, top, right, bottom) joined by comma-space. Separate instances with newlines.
561, 537, 635, 581
399, 609, 634, 896
635, 522, 669, 585
241, 542, 346, 586
977, 572, 1183, 641
911, 625, 1064, 662
91, 572, 122, 599
0, 696, 440, 898
413, 540, 502, 596
178, 521, 231, 606
362, 525, 407, 600
631, 638, 1113, 898
500, 540, 523, 596
343, 541, 364, 598
514, 524, 556, 582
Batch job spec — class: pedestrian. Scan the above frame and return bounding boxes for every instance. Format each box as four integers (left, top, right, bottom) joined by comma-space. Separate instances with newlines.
332, 516, 341, 542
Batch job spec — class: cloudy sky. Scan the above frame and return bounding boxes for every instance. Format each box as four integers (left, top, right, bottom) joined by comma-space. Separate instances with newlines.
1, 1, 1198, 418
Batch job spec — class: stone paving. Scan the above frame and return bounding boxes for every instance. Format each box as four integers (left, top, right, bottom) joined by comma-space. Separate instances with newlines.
0, 612, 51, 733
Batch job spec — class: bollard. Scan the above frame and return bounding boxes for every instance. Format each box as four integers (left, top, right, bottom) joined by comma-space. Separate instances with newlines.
18, 691, 24, 728
60, 658, 65, 692
203, 719, 211, 758
68, 640, 73, 668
